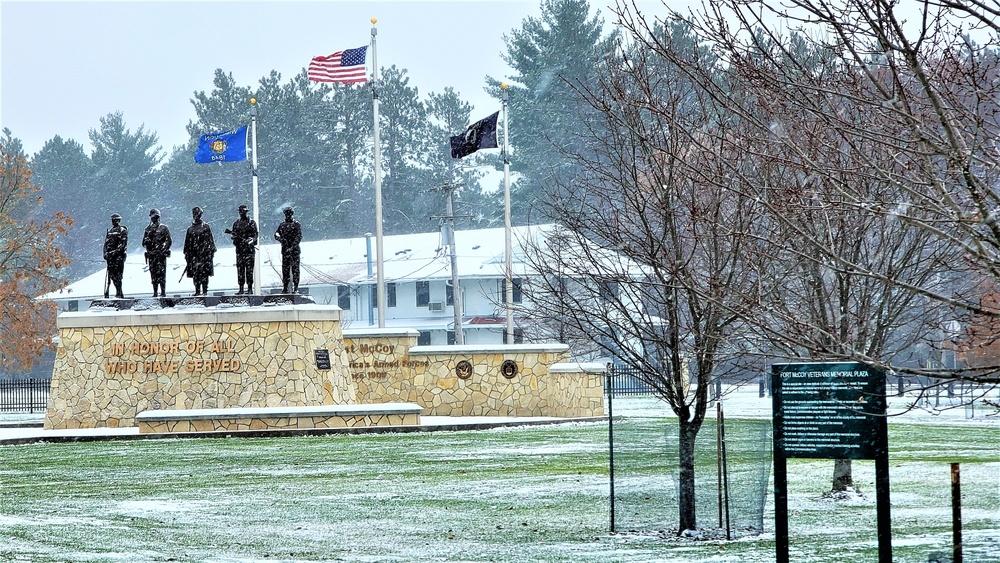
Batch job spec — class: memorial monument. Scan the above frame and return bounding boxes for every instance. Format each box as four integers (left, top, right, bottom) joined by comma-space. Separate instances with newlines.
103, 213, 128, 299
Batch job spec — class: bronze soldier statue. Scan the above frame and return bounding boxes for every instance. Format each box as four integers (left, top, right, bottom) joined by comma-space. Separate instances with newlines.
141, 209, 171, 297
183, 206, 217, 296
225, 204, 258, 295
274, 207, 302, 293
103, 212, 128, 299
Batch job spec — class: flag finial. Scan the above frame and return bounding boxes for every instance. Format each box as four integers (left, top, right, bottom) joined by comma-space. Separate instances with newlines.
501, 83, 508, 89
371, 17, 377, 24
250, 98, 256, 105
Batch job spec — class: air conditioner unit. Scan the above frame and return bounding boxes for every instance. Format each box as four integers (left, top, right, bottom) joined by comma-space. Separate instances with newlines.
428, 301, 444, 312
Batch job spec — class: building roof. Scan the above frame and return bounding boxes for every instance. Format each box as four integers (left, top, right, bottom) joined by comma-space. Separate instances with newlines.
41, 224, 566, 301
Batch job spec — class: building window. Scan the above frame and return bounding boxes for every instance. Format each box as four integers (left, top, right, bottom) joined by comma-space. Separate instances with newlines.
447, 330, 455, 345
371, 283, 397, 307
416, 280, 430, 307
504, 327, 525, 344
338, 285, 351, 310
417, 331, 431, 346
446, 284, 453, 306
387, 282, 397, 307
501, 278, 523, 304
68, 300, 79, 312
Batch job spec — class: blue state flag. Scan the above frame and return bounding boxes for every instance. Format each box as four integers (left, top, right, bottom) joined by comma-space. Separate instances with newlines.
195, 125, 248, 164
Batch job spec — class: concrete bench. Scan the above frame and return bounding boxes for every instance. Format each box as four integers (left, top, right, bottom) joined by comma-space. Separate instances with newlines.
135, 403, 423, 434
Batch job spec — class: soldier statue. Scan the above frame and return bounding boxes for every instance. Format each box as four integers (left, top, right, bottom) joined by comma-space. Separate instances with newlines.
274, 207, 302, 294
183, 206, 217, 296
225, 204, 258, 295
141, 208, 172, 297
103, 212, 128, 299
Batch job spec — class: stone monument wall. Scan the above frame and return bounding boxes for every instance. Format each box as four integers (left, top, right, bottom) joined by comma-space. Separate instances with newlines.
46, 305, 354, 429
343, 329, 605, 418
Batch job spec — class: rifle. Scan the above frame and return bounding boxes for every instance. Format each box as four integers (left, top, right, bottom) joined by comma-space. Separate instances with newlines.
178, 264, 189, 283
104, 268, 110, 299
225, 228, 254, 248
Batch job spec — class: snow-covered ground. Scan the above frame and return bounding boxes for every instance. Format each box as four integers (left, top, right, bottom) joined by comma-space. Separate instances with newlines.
0, 384, 996, 562
1, 383, 996, 444
611, 383, 999, 425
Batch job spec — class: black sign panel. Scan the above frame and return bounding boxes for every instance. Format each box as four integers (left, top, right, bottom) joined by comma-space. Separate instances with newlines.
314, 349, 331, 370
772, 362, 887, 460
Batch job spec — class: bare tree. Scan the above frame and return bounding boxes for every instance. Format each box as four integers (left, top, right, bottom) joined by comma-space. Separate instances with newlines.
656, 0, 1000, 383
607, 0, 1000, 491
521, 20, 772, 533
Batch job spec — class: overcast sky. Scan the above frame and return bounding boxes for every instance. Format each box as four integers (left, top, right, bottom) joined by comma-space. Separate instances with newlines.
1, 0, 591, 157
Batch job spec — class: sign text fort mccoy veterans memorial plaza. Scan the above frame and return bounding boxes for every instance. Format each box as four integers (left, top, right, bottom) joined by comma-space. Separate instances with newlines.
771, 362, 892, 563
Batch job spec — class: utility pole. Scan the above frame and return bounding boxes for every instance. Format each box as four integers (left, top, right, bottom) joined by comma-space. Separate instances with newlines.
430, 182, 466, 344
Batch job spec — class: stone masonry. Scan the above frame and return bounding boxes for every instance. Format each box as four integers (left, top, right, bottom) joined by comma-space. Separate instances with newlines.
344, 329, 605, 418
45, 304, 355, 429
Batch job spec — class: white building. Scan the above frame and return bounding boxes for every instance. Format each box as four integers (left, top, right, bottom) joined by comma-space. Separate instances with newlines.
43, 224, 563, 346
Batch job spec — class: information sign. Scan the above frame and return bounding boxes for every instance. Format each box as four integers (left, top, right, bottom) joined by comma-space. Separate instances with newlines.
771, 362, 891, 562
314, 349, 331, 370
772, 363, 887, 459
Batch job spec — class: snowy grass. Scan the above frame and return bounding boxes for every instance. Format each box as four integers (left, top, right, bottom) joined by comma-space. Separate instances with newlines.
0, 405, 997, 562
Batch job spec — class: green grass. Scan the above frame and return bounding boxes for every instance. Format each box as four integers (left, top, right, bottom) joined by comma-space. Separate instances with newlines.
0, 418, 996, 562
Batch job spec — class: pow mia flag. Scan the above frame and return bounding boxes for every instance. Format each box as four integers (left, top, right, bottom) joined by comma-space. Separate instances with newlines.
450, 111, 499, 159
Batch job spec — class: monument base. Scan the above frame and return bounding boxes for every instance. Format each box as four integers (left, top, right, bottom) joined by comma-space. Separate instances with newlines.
135, 403, 423, 433
88, 294, 315, 310
46, 302, 354, 429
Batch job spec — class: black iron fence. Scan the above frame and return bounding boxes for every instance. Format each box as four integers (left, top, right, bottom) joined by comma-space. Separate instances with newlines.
0, 378, 51, 413
607, 366, 654, 396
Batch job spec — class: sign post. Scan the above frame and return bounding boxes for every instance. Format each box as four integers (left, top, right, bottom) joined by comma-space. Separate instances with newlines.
772, 362, 891, 562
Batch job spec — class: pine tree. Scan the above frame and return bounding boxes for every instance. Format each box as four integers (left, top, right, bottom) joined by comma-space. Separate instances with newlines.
489, 0, 617, 223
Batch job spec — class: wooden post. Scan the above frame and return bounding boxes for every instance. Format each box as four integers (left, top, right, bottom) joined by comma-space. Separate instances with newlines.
952, 463, 963, 563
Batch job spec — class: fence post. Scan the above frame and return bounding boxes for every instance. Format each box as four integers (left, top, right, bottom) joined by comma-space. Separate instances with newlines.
606, 364, 615, 533
952, 462, 963, 563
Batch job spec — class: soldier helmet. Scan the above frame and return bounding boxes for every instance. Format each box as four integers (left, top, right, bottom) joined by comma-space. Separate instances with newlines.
238, 204, 248, 212
149, 208, 160, 217
111, 213, 122, 220
283, 207, 294, 215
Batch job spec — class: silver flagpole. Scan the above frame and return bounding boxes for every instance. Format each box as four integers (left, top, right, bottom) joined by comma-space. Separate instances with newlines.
250, 98, 261, 295
502, 83, 513, 343
372, 18, 386, 327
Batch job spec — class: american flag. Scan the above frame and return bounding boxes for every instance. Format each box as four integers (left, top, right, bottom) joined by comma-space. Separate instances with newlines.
307, 46, 368, 84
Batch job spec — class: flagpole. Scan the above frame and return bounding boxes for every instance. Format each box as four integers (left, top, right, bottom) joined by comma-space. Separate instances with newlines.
250, 98, 261, 296
372, 18, 386, 328
502, 83, 513, 344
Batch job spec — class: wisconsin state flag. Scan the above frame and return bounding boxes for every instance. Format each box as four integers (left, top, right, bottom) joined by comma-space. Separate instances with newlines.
195, 125, 248, 164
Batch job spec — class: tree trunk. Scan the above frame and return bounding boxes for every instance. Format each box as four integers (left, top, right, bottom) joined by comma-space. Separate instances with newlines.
678, 418, 699, 532
831, 458, 854, 492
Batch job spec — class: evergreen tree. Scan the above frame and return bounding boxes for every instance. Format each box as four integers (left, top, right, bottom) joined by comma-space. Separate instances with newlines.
322, 82, 375, 237
489, 0, 617, 223
31, 136, 99, 278
428, 88, 503, 228
376, 65, 436, 234
296, 73, 374, 239
88, 111, 164, 239
160, 70, 255, 238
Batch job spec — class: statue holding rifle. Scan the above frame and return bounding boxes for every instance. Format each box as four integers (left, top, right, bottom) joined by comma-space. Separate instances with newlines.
103, 212, 128, 299
141, 208, 171, 297
225, 204, 258, 295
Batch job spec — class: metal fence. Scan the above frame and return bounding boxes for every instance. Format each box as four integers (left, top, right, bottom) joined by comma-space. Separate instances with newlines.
0, 378, 51, 413
607, 366, 654, 396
